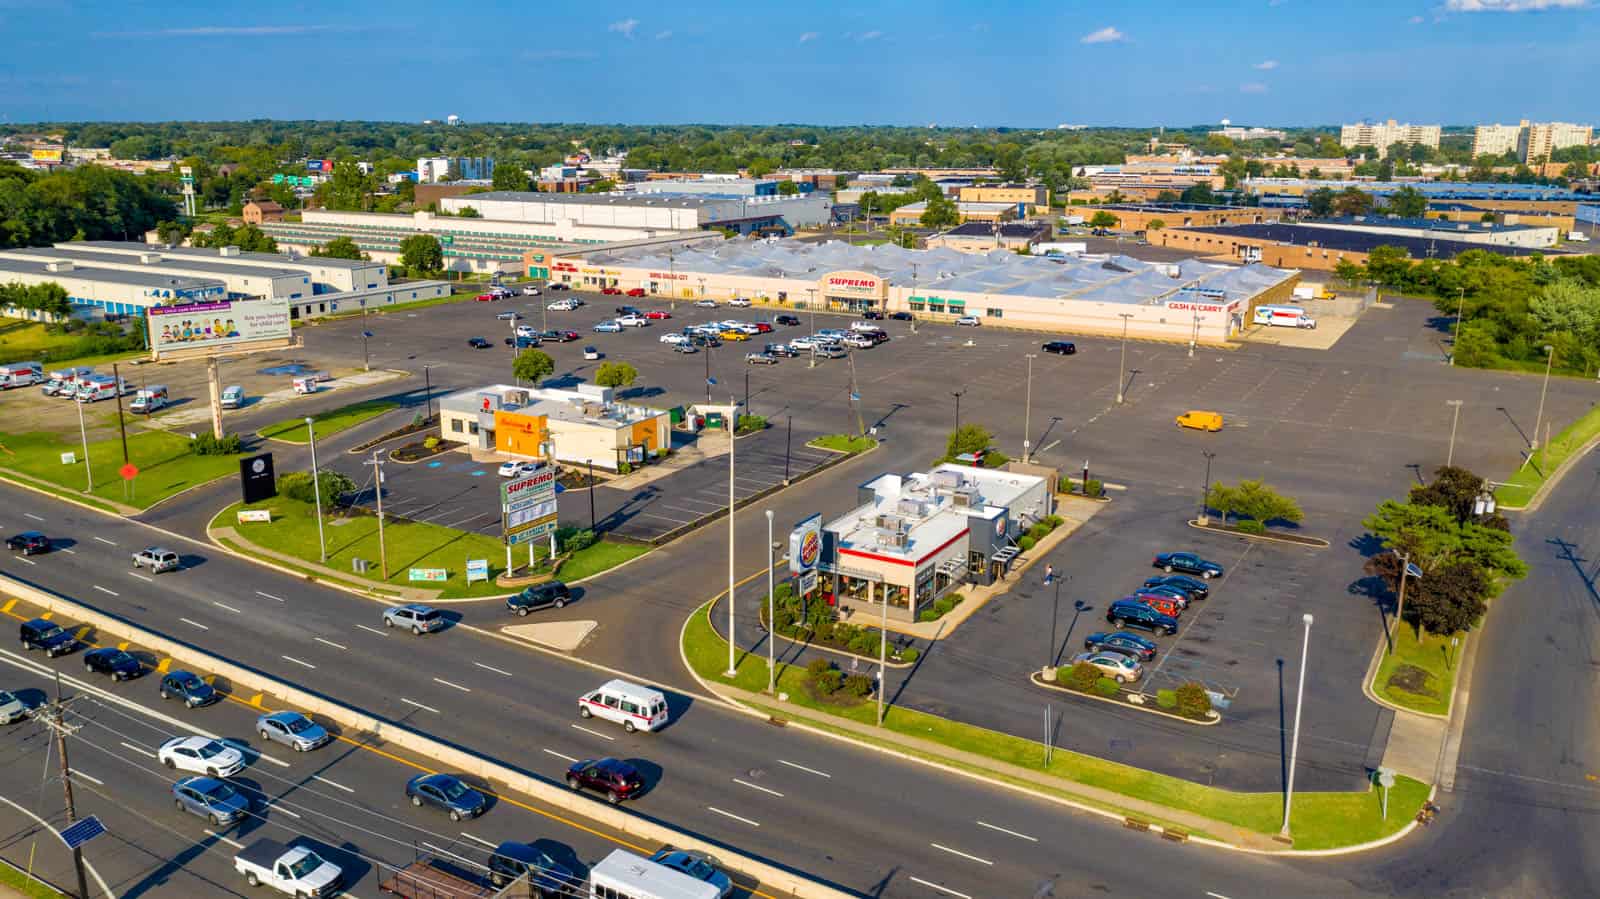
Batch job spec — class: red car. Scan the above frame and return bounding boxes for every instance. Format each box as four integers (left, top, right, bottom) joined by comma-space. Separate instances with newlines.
752, 322, 773, 333
625, 288, 647, 298
475, 293, 498, 302
600, 287, 622, 296
645, 310, 672, 320
1126, 593, 1183, 618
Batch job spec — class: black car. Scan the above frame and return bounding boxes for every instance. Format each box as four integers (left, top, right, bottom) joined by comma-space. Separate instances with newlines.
160, 670, 220, 708
1152, 551, 1225, 579
505, 335, 540, 348
765, 343, 798, 357
83, 647, 143, 680
547, 283, 570, 291
614, 305, 642, 317
405, 772, 486, 821
488, 841, 578, 894
20, 618, 77, 657
774, 314, 801, 326
1083, 631, 1159, 661
566, 757, 645, 804
861, 310, 885, 320
1143, 574, 1210, 600
1043, 341, 1077, 355
507, 581, 571, 616
467, 337, 492, 349
5, 531, 50, 555
889, 311, 914, 321
1105, 599, 1179, 636
541, 329, 580, 343
690, 333, 722, 348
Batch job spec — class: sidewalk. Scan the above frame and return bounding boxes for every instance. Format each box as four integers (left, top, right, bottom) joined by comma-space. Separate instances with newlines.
1364, 622, 1483, 788
210, 524, 442, 602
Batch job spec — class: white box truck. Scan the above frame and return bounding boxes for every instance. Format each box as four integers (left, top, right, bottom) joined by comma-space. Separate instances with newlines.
0, 362, 43, 389
75, 375, 132, 403
1252, 304, 1317, 329
129, 385, 169, 414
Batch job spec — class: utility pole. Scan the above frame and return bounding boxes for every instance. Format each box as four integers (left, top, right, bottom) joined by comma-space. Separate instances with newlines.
725, 399, 738, 678
307, 417, 327, 562
423, 365, 433, 421
1022, 353, 1036, 461
366, 451, 388, 579
75, 397, 93, 493
1198, 450, 1217, 525
1115, 313, 1134, 404
766, 509, 776, 695
1531, 344, 1554, 454
111, 362, 129, 464
587, 460, 597, 532
951, 388, 965, 431
40, 672, 90, 899
877, 575, 888, 727
1446, 400, 1463, 469
1450, 287, 1465, 366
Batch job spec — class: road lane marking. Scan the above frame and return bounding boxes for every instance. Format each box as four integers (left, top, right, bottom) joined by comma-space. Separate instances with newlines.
570, 724, 614, 741
733, 778, 784, 798
929, 844, 992, 866
118, 741, 154, 758
777, 759, 831, 778
356, 624, 388, 637
280, 655, 316, 670
909, 877, 971, 898
205, 829, 244, 850
401, 697, 440, 714
92, 585, 118, 597
92, 536, 115, 545
313, 775, 354, 793
24, 513, 44, 522
432, 677, 470, 693
255, 753, 291, 768
179, 618, 209, 630
976, 821, 1037, 842
128, 572, 153, 583
461, 832, 497, 849
313, 637, 347, 650
212, 601, 241, 614
706, 806, 760, 827
542, 749, 579, 763
72, 771, 103, 786
473, 662, 513, 677
255, 591, 285, 602
1206, 893, 1233, 899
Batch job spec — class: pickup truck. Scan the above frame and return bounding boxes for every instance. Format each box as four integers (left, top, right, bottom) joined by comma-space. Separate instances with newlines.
234, 839, 343, 898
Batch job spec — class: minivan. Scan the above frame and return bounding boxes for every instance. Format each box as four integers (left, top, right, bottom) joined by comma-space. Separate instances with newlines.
578, 679, 669, 733
220, 385, 245, 409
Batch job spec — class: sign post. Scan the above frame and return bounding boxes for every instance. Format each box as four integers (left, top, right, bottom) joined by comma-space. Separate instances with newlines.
502, 468, 559, 573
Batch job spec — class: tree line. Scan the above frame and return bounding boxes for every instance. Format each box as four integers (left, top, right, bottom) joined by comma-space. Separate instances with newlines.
0, 161, 175, 249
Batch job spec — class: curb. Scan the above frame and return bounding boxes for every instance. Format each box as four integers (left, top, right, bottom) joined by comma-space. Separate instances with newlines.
1497, 430, 1600, 513
1360, 627, 1451, 721
1185, 519, 1331, 548
0, 472, 126, 517
1028, 672, 1221, 726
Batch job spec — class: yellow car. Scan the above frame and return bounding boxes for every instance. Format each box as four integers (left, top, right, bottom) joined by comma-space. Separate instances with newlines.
719, 329, 751, 341
1175, 410, 1223, 432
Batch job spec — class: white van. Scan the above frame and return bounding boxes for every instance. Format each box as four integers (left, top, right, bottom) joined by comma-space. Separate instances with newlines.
41, 367, 92, 397
0, 362, 43, 389
578, 679, 669, 734
1252, 304, 1316, 329
588, 849, 721, 899
76, 375, 131, 403
220, 385, 245, 409
129, 385, 169, 414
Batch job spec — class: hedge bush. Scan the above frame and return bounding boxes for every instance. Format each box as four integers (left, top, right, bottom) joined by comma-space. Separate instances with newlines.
190, 432, 243, 456
1068, 661, 1100, 691
1093, 677, 1121, 697
423, 436, 440, 449
919, 609, 938, 622
842, 673, 873, 697
1156, 689, 1178, 710
899, 647, 920, 663
847, 631, 877, 656
805, 657, 833, 679
1234, 520, 1267, 534
278, 470, 356, 505
1085, 479, 1104, 498
555, 527, 597, 553
1176, 681, 1214, 719
1018, 535, 1036, 551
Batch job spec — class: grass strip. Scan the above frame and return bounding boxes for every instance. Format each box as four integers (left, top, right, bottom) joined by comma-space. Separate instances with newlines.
0, 429, 239, 511
1494, 402, 1600, 507
806, 434, 878, 454
1371, 623, 1458, 716
257, 399, 400, 444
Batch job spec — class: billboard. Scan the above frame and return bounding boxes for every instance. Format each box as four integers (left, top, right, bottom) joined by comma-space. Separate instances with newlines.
502, 468, 558, 542
149, 298, 291, 355
31, 149, 64, 163
789, 514, 822, 578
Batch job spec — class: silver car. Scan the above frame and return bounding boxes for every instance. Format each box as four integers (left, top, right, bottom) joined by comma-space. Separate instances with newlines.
172, 775, 251, 827
256, 711, 332, 752
131, 547, 180, 573
382, 603, 445, 635
0, 690, 30, 725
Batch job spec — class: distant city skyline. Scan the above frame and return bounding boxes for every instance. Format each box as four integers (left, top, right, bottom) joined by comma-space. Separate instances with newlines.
1, 0, 1597, 126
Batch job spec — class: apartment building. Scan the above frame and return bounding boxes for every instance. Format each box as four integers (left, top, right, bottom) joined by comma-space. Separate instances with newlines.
1520, 122, 1592, 163
1339, 120, 1441, 155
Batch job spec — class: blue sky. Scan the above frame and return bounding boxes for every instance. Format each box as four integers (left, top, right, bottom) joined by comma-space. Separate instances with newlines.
1, 0, 1596, 126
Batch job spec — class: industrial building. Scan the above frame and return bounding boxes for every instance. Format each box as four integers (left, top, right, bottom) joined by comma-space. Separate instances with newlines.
1149, 222, 1554, 271
1247, 179, 1586, 213
887, 201, 1019, 227
438, 190, 833, 233
0, 256, 224, 320
1424, 203, 1577, 234
925, 222, 1051, 254
1289, 215, 1559, 249
1083, 203, 1278, 233
437, 382, 671, 472
547, 238, 1301, 342
956, 184, 1050, 211
0, 245, 312, 302
633, 178, 799, 198
1338, 120, 1441, 154
94, 240, 388, 294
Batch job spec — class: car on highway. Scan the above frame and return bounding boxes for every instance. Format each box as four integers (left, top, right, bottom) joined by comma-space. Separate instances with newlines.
496, 311, 520, 320
745, 351, 778, 365
173, 775, 251, 827
160, 735, 246, 777
1152, 551, 1224, 579
955, 315, 982, 326
765, 343, 797, 357
0, 690, 30, 725
507, 581, 571, 616
694, 298, 718, 308
1106, 599, 1179, 635
566, 757, 645, 804
83, 647, 143, 680
405, 772, 486, 821
6, 531, 50, 555
775, 314, 801, 326
547, 298, 580, 311
673, 342, 699, 354
728, 297, 752, 307
625, 288, 647, 297
160, 670, 219, 708
382, 603, 445, 635
583, 346, 601, 360
499, 460, 542, 478
522, 285, 542, 296
1143, 574, 1210, 600
488, 841, 579, 893
649, 848, 734, 899
593, 320, 623, 333
660, 332, 689, 345
645, 309, 672, 320
257, 711, 333, 752
1071, 651, 1143, 684
474, 293, 499, 302
541, 329, 580, 342
131, 547, 180, 573
1082, 631, 1159, 661
1043, 340, 1077, 355
19, 619, 76, 657
1126, 592, 1184, 618
890, 311, 914, 321
467, 337, 492, 349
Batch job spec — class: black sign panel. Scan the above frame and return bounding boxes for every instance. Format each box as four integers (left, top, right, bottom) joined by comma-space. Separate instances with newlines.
239, 452, 277, 504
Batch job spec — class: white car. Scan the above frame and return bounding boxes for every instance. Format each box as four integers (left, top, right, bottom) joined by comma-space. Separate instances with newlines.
728, 297, 752, 307
660, 332, 689, 345
616, 314, 649, 328
733, 323, 762, 335
788, 336, 818, 350
522, 285, 542, 296
0, 689, 29, 725
547, 299, 579, 311
694, 299, 718, 308
159, 735, 246, 777
843, 334, 876, 349
516, 325, 538, 338
955, 315, 981, 327
499, 460, 541, 478
496, 311, 520, 321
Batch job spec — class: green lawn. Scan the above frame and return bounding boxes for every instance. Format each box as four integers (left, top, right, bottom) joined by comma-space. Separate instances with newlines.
557, 540, 649, 582
1372, 622, 1458, 716
0, 859, 67, 899
806, 434, 878, 454
0, 320, 147, 367
0, 429, 243, 510
1494, 403, 1600, 508
685, 604, 1428, 848
258, 399, 400, 444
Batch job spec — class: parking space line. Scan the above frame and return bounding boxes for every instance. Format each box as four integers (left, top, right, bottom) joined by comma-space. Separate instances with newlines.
24, 513, 44, 522
461, 832, 498, 849
356, 624, 388, 637
432, 677, 471, 693
92, 536, 115, 545
909, 877, 971, 899
92, 585, 118, 597
313, 637, 347, 650
255, 591, 285, 602
13, 557, 35, 566
118, 741, 154, 758
280, 655, 316, 670
212, 601, 241, 614
266, 802, 302, 819
72, 771, 103, 786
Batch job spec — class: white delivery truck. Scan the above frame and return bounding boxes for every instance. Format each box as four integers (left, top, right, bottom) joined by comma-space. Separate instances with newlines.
40, 367, 93, 397
129, 385, 169, 414
0, 362, 43, 389
233, 839, 343, 897
76, 375, 132, 403
1568, 231, 1591, 242
588, 849, 721, 899
1252, 304, 1316, 329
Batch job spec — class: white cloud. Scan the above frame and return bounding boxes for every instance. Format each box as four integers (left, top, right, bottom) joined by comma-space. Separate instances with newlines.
608, 18, 639, 37
1240, 82, 1269, 93
859, 30, 883, 40
798, 31, 819, 42
1254, 59, 1279, 70
1080, 26, 1125, 44
1443, 0, 1587, 9
654, 29, 672, 40
92, 23, 360, 38
1409, 14, 1426, 21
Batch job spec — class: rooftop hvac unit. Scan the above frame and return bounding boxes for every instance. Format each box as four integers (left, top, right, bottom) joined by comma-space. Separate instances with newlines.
874, 513, 903, 532
932, 470, 963, 489
896, 498, 928, 518
218, 246, 241, 257
138, 253, 162, 264
876, 530, 910, 548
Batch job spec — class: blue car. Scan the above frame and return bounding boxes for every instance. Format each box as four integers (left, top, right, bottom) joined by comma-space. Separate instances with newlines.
650, 848, 733, 899
83, 647, 143, 681
172, 776, 251, 827
1083, 631, 1159, 661
1152, 551, 1224, 579
160, 670, 219, 708
405, 773, 486, 821
1143, 574, 1210, 600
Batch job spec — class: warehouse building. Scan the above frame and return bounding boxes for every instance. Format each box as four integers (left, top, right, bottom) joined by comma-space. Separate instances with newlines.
437, 382, 671, 471
95, 240, 388, 294
1149, 222, 1556, 271
925, 222, 1051, 254
957, 184, 1051, 211
1085, 202, 1278, 233
0, 256, 224, 320
1, 245, 312, 301
1246, 179, 1585, 213
439, 190, 832, 233
1289, 215, 1559, 249
888, 201, 1019, 227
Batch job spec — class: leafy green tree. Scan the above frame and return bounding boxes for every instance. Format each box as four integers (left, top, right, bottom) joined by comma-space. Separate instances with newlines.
1226, 479, 1303, 528
155, 220, 188, 246
1205, 483, 1241, 524
398, 234, 443, 275
584, 179, 616, 193
920, 195, 959, 228
1530, 279, 1600, 346
1146, 219, 1165, 231
1154, 190, 1181, 203
594, 361, 638, 388
776, 180, 799, 196
491, 163, 530, 192
1332, 186, 1373, 216
310, 236, 367, 260
1087, 210, 1119, 229
456, 205, 482, 218
747, 158, 776, 177
1450, 320, 1498, 367
1178, 183, 1215, 204
512, 349, 555, 384
321, 159, 375, 211
1334, 258, 1366, 287
944, 424, 993, 461
1384, 186, 1427, 218
1365, 245, 1413, 286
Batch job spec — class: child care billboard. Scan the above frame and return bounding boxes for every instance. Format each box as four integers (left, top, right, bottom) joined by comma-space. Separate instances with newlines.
150, 298, 292, 358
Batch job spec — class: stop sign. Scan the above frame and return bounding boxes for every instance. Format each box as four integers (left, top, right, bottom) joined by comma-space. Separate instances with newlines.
119, 463, 139, 481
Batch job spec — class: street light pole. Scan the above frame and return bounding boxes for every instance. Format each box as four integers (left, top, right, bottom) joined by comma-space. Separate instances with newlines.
766, 510, 776, 695
1188, 308, 1199, 358
1531, 344, 1555, 453
1450, 286, 1465, 366
1198, 450, 1216, 526
726, 399, 739, 678
877, 573, 889, 727
1115, 313, 1134, 404
307, 417, 327, 563
367, 451, 388, 579
423, 365, 433, 421
1022, 353, 1037, 461
1281, 612, 1314, 840
951, 388, 965, 431
1446, 399, 1463, 468
75, 397, 93, 493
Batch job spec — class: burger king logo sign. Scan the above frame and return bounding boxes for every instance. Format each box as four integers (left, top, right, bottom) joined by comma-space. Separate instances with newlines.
800, 529, 821, 568
789, 513, 823, 576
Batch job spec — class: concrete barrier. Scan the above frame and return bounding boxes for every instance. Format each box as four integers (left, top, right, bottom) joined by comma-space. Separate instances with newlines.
1, 574, 850, 899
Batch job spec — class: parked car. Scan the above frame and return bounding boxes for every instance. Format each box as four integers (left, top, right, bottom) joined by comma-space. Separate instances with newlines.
788, 336, 818, 351
160, 735, 246, 777
160, 670, 219, 708
1070, 651, 1143, 684
382, 603, 445, 634
173, 776, 251, 827
83, 647, 143, 680
650, 848, 733, 899
751, 321, 774, 333
766, 343, 797, 357
405, 772, 486, 821
689, 333, 721, 348
547, 299, 579, 311
583, 346, 601, 360
566, 757, 645, 804
1043, 341, 1077, 355
842, 334, 876, 349
1082, 631, 1159, 661
812, 343, 847, 359
1152, 551, 1224, 579
20, 618, 76, 657
1105, 599, 1179, 635
615, 305, 642, 316
547, 283, 570, 291
1175, 410, 1224, 432
861, 310, 885, 320
1126, 592, 1184, 618
496, 311, 520, 321
645, 310, 672, 320
625, 288, 647, 297
600, 287, 622, 296
890, 311, 914, 321
660, 332, 689, 345
593, 320, 622, 333
522, 285, 542, 296
474, 293, 499, 302
6, 531, 50, 555
617, 315, 650, 328
955, 315, 982, 327
467, 337, 492, 349
506, 335, 540, 348
694, 298, 718, 308
718, 329, 750, 341
499, 460, 541, 478
132, 547, 180, 573
487, 841, 579, 893
1138, 583, 1193, 607
256, 711, 332, 752
728, 297, 752, 307
673, 342, 699, 354
507, 581, 571, 616
516, 324, 539, 338
775, 314, 801, 326
541, 329, 580, 342
745, 351, 778, 365
0, 690, 31, 725
1143, 574, 1210, 600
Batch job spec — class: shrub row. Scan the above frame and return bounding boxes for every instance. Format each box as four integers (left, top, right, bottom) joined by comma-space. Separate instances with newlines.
768, 582, 919, 663
804, 657, 872, 699
1047, 667, 1215, 720
917, 592, 965, 623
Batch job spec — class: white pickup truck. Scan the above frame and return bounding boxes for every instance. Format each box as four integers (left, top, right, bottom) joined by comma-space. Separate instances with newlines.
235, 839, 343, 898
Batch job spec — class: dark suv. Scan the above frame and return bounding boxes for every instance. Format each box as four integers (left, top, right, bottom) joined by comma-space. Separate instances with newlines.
507, 581, 571, 617
20, 618, 77, 657
1106, 599, 1178, 636
1043, 341, 1077, 355
487, 841, 578, 894
566, 757, 645, 804
774, 314, 801, 326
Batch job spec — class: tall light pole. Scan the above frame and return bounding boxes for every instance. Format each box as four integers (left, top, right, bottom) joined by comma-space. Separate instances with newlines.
877, 574, 889, 727
1115, 313, 1134, 404
668, 248, 676, 314
766, 509, 776, 695
1281, 612, 1314, 840
725, 399, 738, 678
423, 365, 433, 421
1198, 450, 1216, 526
1450, 286, 1465, 366
1531, 344, 1554, 453
307, 417, 327, 563
366, 451, 388, 580
75, 397, 93, 493
1022, 353, 1037, 461
1445, 399, 1463, 468
362, 330, 373, 372
1188, 308, 1199, 358
951, 388, 965, 431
